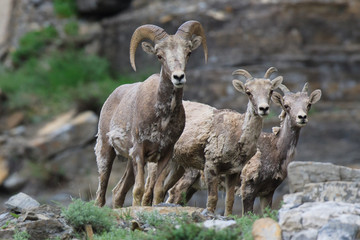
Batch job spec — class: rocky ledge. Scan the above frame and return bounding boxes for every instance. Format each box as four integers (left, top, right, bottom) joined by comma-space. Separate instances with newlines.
0, 161, 359, 239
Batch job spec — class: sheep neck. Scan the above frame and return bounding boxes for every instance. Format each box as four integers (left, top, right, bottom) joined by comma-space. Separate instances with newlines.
155, 68, 183, 117
237, 101, 263, 161
276, 114, 301, 177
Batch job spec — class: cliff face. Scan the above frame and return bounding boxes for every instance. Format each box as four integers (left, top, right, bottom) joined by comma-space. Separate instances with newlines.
101, 0, 360, 102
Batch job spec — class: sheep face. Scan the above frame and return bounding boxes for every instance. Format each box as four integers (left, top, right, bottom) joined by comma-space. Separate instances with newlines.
141, 35, 202, 88
233, 76, 283, 117
272, 87, 322, 127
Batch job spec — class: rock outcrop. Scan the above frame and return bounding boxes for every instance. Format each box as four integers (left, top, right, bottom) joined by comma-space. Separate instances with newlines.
278, 161, 360, 240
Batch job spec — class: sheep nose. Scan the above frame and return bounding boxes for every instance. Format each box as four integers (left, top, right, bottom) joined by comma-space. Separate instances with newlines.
259, 106, 269, 112
298, 114, 307, 120
173, 73, 184, 81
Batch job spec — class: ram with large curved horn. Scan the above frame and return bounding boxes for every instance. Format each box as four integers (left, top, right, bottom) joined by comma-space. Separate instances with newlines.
94, 20, 208, 208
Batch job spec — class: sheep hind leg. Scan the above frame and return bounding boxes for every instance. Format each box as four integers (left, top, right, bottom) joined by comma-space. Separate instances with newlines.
241, 194, 256, 216
153, 164, 185, 205
167, 168, 199, 205
112, 159, 135, 208
259, 191, 274, 215
95, 138, 116, 207
224, 173, 238, 216
205, 166, 219, 214
142, 162, 157, 206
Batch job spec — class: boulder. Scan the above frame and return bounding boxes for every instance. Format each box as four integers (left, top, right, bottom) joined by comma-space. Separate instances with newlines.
301, 181, 360, 203
0, 204, 73, 240
29, 111, 98, 159
202, 219, 237, 230
4, 192, 40, 212
252, 218, 282, 240
279, 201, 360, 240
287, 161, 360, 193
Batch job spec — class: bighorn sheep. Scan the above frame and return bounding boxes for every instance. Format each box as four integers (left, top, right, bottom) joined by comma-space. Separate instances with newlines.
94, 20, 207, 208
239, 83, 321, 214
148, 67, 283, 215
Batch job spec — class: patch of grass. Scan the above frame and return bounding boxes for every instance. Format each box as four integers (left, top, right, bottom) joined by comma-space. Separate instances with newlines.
13, 229, 30, 240
64, 20, 79, 36
11, 26, 57, 65
94, 227, 148, 240
62, 199, 116, 233
54, 0, 77, 18
155, 222, 241, 240
118, 208, 132, 221
0, 49, 143, 121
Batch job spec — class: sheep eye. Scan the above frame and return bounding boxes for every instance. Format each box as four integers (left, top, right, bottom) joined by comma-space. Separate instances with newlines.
307, 104, 312, 110
187, 52, 191, 58
284, 104, 290, 110
157, 55, 162, 60
246, 90, 252, 96
270, 90, 274, 95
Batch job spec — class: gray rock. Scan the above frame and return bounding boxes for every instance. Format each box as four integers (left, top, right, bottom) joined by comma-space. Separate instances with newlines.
29, 111, 98, 159
301, 181, 360, 203
318, 218, 359, 240
287, 162, 360, 193
202, 219, 237, 230
2, 172, 27, 191
279, 201, 360, 239
288, 228, 318, 240
4, 192, 40, 212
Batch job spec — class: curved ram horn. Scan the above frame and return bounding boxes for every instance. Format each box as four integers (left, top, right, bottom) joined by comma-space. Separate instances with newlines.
232, 69, 253, 81
302, 82, 309, 93
279, 84, 291, 94
264, 67, 278, 78
176, 20, 208, 63
129, 25, 168, 71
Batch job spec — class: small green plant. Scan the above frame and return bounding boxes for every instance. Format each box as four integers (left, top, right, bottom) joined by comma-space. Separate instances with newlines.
62, 199, 116, 233
54, 0, 77, 18
180, 191, 187, 206
1, 221, 10, 229
10, 212, 20, 219
64, 20, 79, 36
12, 26, 58, 65
94, 227, 148, 240
118, 208, 132, 221
13, 229, 30, 240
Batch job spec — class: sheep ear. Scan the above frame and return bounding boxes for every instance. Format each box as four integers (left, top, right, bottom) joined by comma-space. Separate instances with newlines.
271, 76, 283, 90
232, 80, 246, 94
309, 89, 322, 104
141, 42, 155, 55
191, 36, 202, 51
271, 91, 284, 107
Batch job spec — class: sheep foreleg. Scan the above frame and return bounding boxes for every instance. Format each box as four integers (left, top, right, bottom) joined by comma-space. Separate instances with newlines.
224, 173, 238, 216
112, 159, 135, 208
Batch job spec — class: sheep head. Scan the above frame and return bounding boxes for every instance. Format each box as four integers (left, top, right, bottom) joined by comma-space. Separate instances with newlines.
130, 20, 208, 88
272, 83, 322, 127
232, 67, 283, 117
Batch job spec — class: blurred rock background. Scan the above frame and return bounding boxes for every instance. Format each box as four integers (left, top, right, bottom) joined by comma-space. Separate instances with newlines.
0, 0, 359, 215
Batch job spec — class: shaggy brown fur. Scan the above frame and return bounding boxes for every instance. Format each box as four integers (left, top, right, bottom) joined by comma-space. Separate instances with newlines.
94, 21, 207, 208
240, 83, 322, 215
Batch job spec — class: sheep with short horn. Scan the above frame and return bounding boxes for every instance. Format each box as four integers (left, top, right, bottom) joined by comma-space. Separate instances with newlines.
239, 83, 321, 215
94, 20, 207, 208
148, 67, 283, 215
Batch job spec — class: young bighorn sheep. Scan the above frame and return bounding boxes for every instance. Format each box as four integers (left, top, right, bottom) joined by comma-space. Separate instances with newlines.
149, 67, 283, 215
239, 83, 321, 215
94, 20, 207, 208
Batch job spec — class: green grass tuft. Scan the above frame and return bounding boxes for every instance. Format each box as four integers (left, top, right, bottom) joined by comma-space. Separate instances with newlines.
54, 0, 77, 18
11, 26, 58, 65
13, 229, 30, 240
62, 199, 117, 233
64, 20, 79, 36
